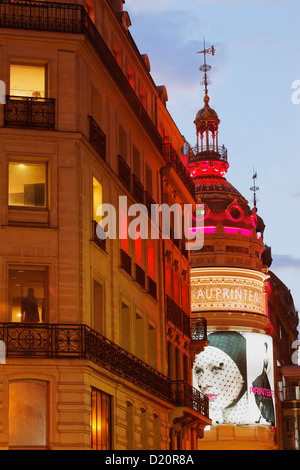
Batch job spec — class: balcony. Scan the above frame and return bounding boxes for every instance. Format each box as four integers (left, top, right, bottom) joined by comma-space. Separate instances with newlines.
134, 263, 146, 290
162, 143, 195, 198
120, 249, 132, 277
0, 322, 210, 420
0, 0, 162, 152
131, 174, 144, 205
147, 276, 157, 301
171, 380, 209, 417
88, 116, 106, 162
166, 295, 190, 338
118, 155, 131, 191
92, 220, 106, 252
4, 96, 55, 130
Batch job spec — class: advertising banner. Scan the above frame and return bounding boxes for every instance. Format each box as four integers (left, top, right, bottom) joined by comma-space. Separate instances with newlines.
191, 278, 265, 315
193, 331, 275, 425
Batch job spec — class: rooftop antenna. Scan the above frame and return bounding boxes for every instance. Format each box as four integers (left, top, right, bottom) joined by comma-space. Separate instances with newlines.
250, 169, 259, 209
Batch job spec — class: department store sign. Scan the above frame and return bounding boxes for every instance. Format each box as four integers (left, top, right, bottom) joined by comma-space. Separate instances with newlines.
191, 277, 265, 315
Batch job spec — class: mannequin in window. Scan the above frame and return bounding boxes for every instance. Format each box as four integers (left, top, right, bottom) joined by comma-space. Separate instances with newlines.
21, 288, 40, 323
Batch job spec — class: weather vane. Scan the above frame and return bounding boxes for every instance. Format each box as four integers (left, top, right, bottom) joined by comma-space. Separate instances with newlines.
250, 170, 259, 208
197, 38, 215, 96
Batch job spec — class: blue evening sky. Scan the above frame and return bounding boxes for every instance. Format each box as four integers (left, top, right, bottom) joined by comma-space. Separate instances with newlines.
126, 0, 300, 325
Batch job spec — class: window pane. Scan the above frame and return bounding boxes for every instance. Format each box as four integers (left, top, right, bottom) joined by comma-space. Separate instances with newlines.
9, 268, 45, 323
9, 162, 47, 208
93, 177, 102, 222
91, 388, 112, 450
9, 381, 47, 447
10, 64, 46, 98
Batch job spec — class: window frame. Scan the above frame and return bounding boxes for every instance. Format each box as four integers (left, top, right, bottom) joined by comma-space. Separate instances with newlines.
8, 264, 49, 323
9, 62, 48, 99
8, 158, 49, 211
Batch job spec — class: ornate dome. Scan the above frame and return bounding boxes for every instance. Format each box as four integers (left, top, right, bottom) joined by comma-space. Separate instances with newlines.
194, 95, 220, 134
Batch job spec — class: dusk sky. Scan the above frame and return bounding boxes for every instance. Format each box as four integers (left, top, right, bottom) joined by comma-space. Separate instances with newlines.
126, 0, 300, 325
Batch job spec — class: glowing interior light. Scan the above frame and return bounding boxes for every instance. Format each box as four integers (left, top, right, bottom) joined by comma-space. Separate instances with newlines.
224, 227, 252, 236
190, 226, 252, 236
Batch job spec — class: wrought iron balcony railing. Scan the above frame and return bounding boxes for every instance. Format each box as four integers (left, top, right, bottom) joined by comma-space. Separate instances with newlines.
0, 322, 209, 417
4, 96, 55, 130
120, 249, 132, 277
134, 263, 146, 290
171, 380, 209, 417
92, 220, 106, 252
118, 155, 131, 191
88, 116, 106, 162
166, 295, 190, 338
162, 143, 195, 198
147, 276, 157, 301
131, 174, 144, 205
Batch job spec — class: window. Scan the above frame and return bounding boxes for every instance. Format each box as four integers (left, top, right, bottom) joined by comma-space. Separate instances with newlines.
85, 0, 95, 23
9, 380, 47, 448
91, 388, 112, 450
9, 267, 46, 323
127, 65, 135, 90
93, 177, 102, 223
132, 145, 140, 179
135, 313, 144, 360
119, 125, 127, 160
9, 162, 47, 208
93, 280, 104, 334
10, 64, 46, 98
148, 324, 156, 368
113, 41, 122, 67
120, 301, 130, 351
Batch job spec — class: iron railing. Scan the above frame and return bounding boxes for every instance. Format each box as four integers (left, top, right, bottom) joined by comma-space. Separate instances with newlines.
131, 174, 144, 205
92, 220, 106, 252
4, 96, 55, 130
0, 322, 209, 416
171, 380, 209, 417
191, 317, 207, 342
162, 143, 195, 198
88, 116, 106, 162
134, 263, 146, 290
147, 276, 157, 301
120, 249, 132, 277
118, 155, 131, 191
188, 144, 228, 163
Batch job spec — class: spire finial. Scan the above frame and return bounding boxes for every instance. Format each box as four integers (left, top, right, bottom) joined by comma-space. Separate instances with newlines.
250, 169, 259, 209
197, 38, 215, 103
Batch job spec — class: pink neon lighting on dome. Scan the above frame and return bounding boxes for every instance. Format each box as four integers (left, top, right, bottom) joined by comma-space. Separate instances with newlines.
190, 226, 252, 236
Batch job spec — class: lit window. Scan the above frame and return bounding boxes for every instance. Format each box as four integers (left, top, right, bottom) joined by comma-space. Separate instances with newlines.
9, 380, 48, 448
93, 177, 102, 223
10, 64, 46, 98
9, 162, 47, 208
91, 388, 112, 450
8, 267, 46, 323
